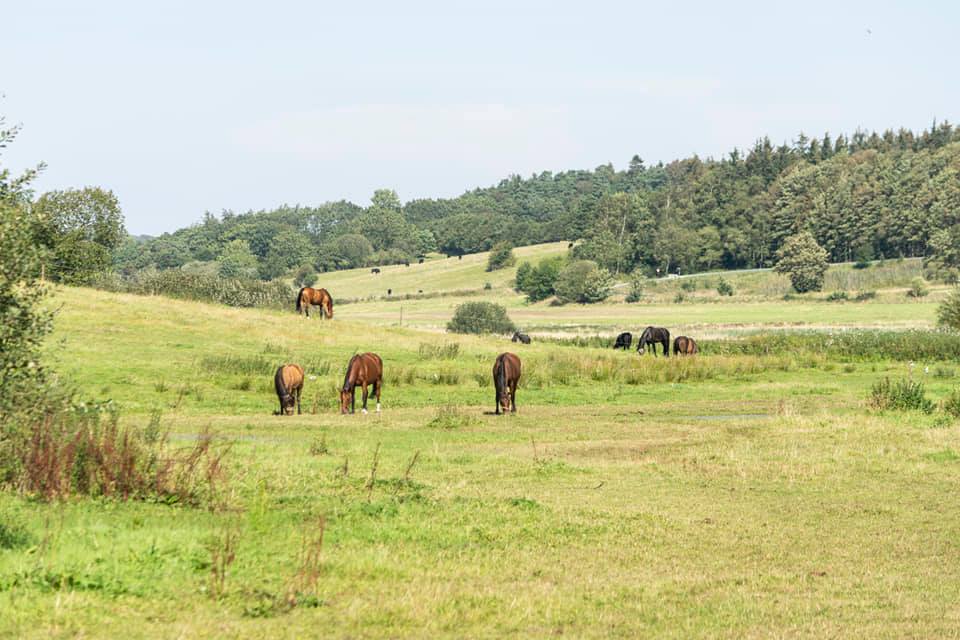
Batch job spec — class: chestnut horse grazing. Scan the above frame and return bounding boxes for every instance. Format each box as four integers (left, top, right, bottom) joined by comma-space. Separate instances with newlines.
493, 352, 521, 415
296, 287, 334, 319
673, 336, 698, 356
274, 363, 304, 415
340, 353, 383, 414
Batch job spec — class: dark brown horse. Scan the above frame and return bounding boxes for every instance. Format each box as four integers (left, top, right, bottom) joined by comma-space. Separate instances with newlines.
637, 326, 670, 357
296, 287, 333, 319
673, 336, 698, 356
340, 352, 383, 414
493, 352, 521, 415
274, 363, 304, 415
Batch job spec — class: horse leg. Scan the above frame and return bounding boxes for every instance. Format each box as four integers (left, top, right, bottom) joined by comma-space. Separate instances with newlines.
361, 383, 369, 414
296, 387, 301, 415
663, 339, 670, 357
374, 380, 381, 412
350, 387, 356, 414
510, 381, 517, 413
494, 386, 501, 415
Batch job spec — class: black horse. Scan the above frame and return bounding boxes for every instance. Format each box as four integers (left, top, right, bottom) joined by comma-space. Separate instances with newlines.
511, 331, 531, 344
637, 326, 670, 357
613, 332, 632, 350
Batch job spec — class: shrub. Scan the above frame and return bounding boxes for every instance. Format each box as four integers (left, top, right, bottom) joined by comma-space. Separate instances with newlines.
293, 265, 318, 288
680, 279, 696, 292
853, 259, 871, 270
486, 241, 516, 272
937, 288, 960, 330
673, 293, 685, 303
774, 232, 829, 293
826, 291, 849, 302
906, 277, 929, 298
554, 260, 613, 304
868, 377, 935, 414
854, 291, 877, 301
91, 270, 294, 309
515, 257, 563, 302
716, 278, 734, 296
943, 389, 960, 418
447, 301, 516, 335
625, 273, 645, 303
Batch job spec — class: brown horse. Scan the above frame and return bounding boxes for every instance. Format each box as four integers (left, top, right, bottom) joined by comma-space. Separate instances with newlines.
340, 353, 383, 414
673, 336, 698, 356
274, 363, 304, 415
296, 287, 333, 319
493, 352, 521, 415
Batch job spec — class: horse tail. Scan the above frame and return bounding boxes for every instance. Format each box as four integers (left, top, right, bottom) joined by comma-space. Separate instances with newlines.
296, 287, 306, 312
324, 290, 334, 318
274, 365, 289, 400
496, 355, 507, 396
342, 354, 358, 391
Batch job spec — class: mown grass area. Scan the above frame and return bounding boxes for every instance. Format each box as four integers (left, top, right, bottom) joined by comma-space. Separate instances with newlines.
3, 287, 960, 638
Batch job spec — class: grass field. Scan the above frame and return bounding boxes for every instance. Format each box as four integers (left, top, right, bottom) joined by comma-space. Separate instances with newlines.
2, 281, 959, 638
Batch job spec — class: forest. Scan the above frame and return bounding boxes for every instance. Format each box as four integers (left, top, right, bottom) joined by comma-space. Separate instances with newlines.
28, 121, 960, 285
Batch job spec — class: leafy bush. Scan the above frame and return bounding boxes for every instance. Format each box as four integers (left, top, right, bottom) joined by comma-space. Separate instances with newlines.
826, 291, 849, 302
447, 301, 516, 335
937, 288, 960, 330
774, 232, 829, 293
868, 377, 935, 413
716, 278, 734, 296
91, 270, 294, 309
293, 265, 318, 288
943, 389, 960, 418
554, 260, 613, 304
625, 273, 645, 303
906, 277, 929, 298
486, 241, 516, 272
514, 257, 563, 302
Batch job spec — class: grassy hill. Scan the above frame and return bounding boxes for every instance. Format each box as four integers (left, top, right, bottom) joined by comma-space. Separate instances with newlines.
2, 286, 957, 637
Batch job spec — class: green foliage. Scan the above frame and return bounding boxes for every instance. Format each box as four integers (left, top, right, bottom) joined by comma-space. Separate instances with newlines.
943, 389, 960, 418
554, 260, 613, 304
716, 277, 734, 296
292, 265, 318, 288
924, 226, 960, 283
446, 301, 516, 335
869, 377, 935, 414
515, 257, 564, 302
774, 232, 829, 292
625, 273, 645, 303
938, 288, 960, 331
709, 330, 960, 362
825, 291, 849, 302
906, 277, 929, 298
32, 187, 125, 284
486, 241, 516, 272
92, 270, 293, 309
217, 239, 258, 279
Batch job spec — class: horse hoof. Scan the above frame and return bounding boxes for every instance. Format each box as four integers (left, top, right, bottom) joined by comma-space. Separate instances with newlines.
361, 409, 368, 415
376, 404, 381, 413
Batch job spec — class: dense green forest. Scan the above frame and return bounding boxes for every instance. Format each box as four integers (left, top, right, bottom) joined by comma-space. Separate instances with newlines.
31, 121, 960, 284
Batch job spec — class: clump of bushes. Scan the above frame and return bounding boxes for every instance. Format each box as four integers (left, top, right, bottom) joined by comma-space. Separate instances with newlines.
942, 389, 960, 418
514, 257, 563, 302
716, 278, 734, 296
447, 301, 516, 335
868, 377, 935, 414
938, 288, 960, 330
825, 291, 849, 302
91, 270, 294, 309
486, 241, 516, 272
554, 260, 613, 304
625, 273, 645, 303
906, 277, 929, 298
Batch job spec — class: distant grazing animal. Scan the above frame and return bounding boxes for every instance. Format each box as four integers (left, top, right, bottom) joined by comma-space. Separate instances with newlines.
274, 363, 304, 415
458, 255, 462, 260
418, 257, 424, 264
404, 261, 410, 267
673, 335, 698, 356
387, 288, 392, 296
371, 268, 380, 274
637, 326, 670, 357
417, 289, 423, 294
511, 331, 531, 344
493, 352, 522, 414
340, 352, 383, 414
613, 332, 632, 350
568, 242, 574, 248
296, 287, 333, 319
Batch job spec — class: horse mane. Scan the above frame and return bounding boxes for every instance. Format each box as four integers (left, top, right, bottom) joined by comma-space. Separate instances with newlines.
342, 354, 359, 392
295, 287, 306, 312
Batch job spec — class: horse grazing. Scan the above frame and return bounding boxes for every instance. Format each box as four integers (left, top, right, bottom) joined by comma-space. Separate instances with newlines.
673, 336, 698, 356
274, 364, 304, 415
296, 287, 333, 319
371, 268, 380, 274
493, 352, 522, 414
637, 326, 670, 357
613, 332, 632, 350
340, 353, 383, 414
511, 331, 531, 344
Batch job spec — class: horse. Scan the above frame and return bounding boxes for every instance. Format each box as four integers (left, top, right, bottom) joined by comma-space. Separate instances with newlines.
493, 352, 522, 414
371, 268, 380, 274
274, 363, 304, 415
637, 326, 670, 357
296, 287, 333, 319
613, 332, 632, 350
673, 336, 698, 356
511, 331, 531, 344
418, 257, 424, 264
340, 352, 383, 414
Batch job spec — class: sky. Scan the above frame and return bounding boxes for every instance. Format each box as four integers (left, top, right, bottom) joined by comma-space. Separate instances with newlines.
2, 0, 958, 235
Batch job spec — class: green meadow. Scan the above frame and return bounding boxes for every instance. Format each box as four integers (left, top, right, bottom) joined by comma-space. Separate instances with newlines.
2, 270, 959, 638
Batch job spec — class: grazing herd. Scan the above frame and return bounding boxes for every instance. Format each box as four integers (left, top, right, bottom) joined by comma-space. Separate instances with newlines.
278, 284, 698, 417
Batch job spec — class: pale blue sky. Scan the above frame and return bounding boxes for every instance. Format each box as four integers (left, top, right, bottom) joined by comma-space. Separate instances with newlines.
3, 1, 957, 235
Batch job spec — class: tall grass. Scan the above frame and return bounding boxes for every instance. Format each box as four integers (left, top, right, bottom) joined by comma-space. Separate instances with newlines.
708, 330, 960, 362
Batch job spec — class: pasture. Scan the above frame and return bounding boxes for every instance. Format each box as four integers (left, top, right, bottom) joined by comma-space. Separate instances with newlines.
2, 284, 959, 638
